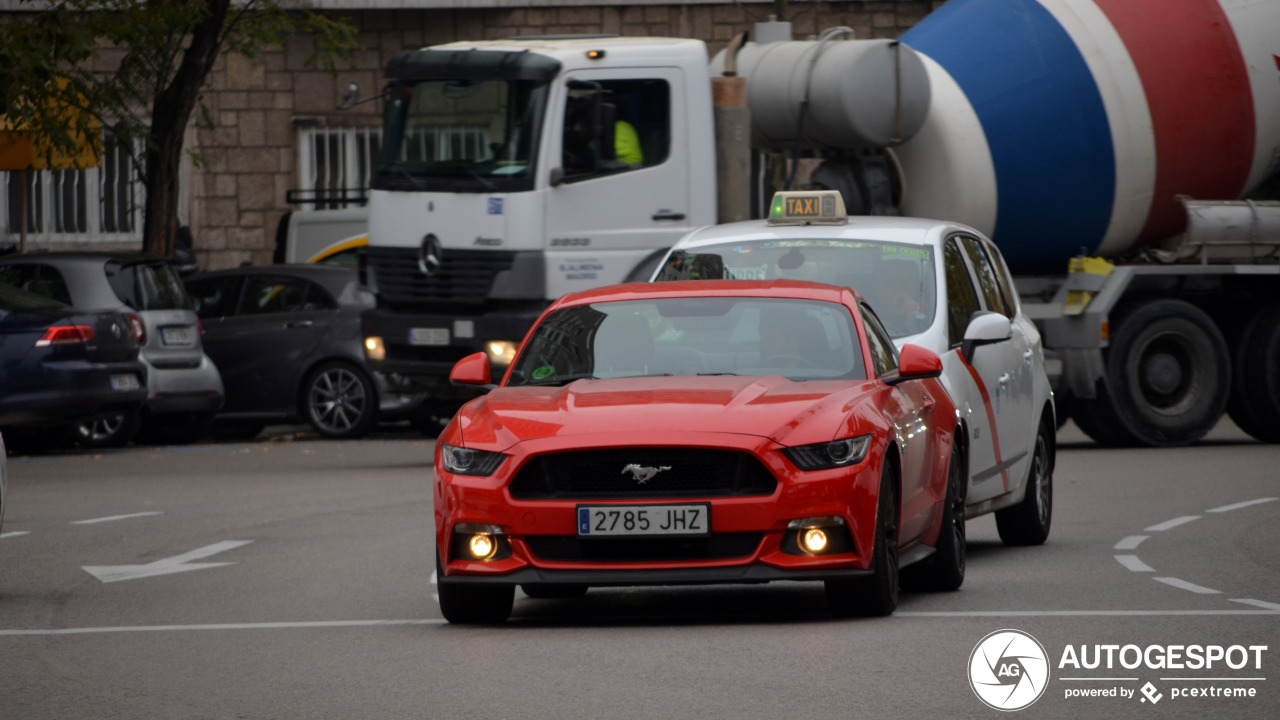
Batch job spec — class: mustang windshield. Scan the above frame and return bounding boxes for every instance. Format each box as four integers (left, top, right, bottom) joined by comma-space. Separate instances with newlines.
507, 296, 867, 386
375, 78, 549, 192
657, 240, 937, 339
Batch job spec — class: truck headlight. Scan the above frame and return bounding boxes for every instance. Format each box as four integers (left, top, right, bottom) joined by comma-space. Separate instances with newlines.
440, 443, 505, 476
783, 435, 871, 470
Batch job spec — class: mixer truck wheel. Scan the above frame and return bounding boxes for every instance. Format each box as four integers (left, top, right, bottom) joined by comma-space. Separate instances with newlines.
1093, 299, 1230, 447
1226, 300, 1280, 443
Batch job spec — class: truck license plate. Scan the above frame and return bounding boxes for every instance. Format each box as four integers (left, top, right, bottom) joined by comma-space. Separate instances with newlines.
408, 327, 449, 346
577, 503, 710, 537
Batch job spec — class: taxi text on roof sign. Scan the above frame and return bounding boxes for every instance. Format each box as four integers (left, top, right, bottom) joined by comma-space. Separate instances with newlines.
767, 190, 848, 226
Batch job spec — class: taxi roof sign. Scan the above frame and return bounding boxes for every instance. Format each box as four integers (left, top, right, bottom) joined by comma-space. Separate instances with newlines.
767, 190, 847, 226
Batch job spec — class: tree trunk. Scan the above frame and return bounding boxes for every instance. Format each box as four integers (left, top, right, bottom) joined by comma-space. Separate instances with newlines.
140, 0, 232, 258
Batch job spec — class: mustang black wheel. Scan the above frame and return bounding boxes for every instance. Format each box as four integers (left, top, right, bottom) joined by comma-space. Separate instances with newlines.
304, 362, 377, 439
996, 412, 1054, 546
826, 457, 899, 617
437, 555, 513, 624
903, 440, 965, 592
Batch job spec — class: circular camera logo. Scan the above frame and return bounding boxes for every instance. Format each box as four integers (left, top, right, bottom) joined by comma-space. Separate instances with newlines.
969, 629, 1050, 711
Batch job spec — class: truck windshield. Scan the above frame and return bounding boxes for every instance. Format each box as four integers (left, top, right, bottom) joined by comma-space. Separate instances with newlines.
656, 240, 937, 340
506, 296, 866, 386
375, 78, 549, 192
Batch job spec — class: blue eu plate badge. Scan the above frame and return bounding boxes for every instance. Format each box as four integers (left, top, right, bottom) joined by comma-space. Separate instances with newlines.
579, 507, 591, 534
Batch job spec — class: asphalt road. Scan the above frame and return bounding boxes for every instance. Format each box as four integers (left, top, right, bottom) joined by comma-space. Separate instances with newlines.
1, 420, 1277, 719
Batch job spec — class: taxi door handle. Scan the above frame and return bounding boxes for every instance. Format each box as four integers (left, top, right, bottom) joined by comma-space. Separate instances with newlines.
1023, 349, 1034, 361
286, 320, 314, 329
998, 373, 1011, 386
652, 211, 686, 221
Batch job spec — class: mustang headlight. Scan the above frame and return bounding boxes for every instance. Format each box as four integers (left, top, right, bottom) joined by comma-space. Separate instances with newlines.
440, 443, 506, 476
783, 434, 872, 471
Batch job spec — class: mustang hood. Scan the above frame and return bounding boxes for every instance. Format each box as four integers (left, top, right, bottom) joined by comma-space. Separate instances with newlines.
454, 375, 882, 451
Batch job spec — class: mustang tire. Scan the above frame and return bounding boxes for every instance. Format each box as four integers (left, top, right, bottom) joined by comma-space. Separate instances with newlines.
903, 440, 965, 592
826, 457, 899, 617
437, 555, 514, 624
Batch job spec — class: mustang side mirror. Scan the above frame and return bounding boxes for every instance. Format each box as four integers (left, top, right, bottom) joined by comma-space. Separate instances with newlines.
885, 344, 943, 386
450, 352, 493, 388
961, 311, 1012, 363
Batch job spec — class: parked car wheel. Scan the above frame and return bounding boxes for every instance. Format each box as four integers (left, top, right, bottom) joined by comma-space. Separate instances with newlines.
303, 361, 377, 439
75, 413, 142, 449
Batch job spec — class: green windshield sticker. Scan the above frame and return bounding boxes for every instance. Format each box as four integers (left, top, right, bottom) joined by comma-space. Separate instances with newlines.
881, 245, 931, 259
531, 365, 555, 380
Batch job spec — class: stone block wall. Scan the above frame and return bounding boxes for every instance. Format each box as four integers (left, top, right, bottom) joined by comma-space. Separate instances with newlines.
191, 1, 943, 270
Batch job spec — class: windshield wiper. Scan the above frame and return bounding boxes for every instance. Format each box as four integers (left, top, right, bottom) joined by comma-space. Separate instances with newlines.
697, 372, 739, 376
524, 374, 599, 387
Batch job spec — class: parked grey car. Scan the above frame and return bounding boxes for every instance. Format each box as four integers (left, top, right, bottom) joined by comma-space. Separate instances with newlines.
185, 264, 424, 440
0, 253, 224, 447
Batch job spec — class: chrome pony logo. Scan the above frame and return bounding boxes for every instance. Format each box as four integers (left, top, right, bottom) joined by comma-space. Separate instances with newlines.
968, 629, 1051, 711
621, 464, 671, 484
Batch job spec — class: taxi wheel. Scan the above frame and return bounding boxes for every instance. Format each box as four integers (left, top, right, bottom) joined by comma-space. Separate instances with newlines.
903, 440, 965, 592
303, 362, 377, 439
521, 583, 589, 599
74, 413, 141, 449
826, 458, 899, 617
1226, 300, 1280, 443
996, 413, 1055, 546
436, 555, 513, 624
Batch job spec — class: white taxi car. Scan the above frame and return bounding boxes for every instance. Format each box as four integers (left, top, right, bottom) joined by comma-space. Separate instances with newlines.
653, 191, 1054, 548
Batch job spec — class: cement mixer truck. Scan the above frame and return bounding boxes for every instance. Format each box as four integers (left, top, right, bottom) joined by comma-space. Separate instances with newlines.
355, 0, 1280, 447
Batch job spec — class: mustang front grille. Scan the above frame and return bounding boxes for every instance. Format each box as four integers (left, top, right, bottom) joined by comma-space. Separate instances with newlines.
508, 448, 778, 500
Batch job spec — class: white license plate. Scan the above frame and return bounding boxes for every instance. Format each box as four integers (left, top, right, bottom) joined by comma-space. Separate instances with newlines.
577, 503, 710, 537
160, 326, 196, 346
408, 327, 449, 346
109, 373, 140, 391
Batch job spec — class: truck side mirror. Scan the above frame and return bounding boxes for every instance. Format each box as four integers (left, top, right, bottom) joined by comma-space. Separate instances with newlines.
961, 311, 1012, 363
450, 352, 492, 387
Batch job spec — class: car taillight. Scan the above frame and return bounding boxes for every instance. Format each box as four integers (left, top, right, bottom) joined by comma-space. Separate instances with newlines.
128, 313, 146, 344
35, 325, 96, 347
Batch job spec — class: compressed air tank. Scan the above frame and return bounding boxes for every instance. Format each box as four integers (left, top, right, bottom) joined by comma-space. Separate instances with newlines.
717, 37, 932, 151
894, 0, 1280, 272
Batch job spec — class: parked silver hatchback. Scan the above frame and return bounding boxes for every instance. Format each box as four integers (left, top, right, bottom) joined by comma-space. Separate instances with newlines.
0, 253, 224, 446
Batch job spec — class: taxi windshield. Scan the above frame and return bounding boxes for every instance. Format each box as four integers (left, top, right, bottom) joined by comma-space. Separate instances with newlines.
656, 240, 937, 339
507, 296, 867, 385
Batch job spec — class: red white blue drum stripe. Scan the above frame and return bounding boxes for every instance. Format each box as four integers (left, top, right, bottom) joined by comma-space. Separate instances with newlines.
900, 0, 1279, 272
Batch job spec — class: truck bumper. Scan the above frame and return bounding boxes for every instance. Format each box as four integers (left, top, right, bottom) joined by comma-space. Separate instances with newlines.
361, 304, 545, 397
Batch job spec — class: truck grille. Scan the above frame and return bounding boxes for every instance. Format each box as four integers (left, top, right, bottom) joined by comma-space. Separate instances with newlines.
525, 532, 763, 562
509, 448, 778, 500
365, 247, 514, 306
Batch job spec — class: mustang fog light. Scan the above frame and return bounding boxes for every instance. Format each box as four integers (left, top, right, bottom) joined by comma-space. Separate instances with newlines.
802, 528, 828, 553
451, 523, 512, 562
364, 336, 386, 361
486, 340, 518, 365
783, 516, 855, 557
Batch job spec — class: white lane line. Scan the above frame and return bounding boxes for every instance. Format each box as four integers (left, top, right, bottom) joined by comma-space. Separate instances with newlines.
1114, 535, 1148, 551
1115, 555, 1155, 572
1208, 497, 1278, 514
71, 511, 163, 525
1154, 577, 1222, 595
1231, 599, 1280, 611
1145, 516, 1200, 532
429, 569, 438, 602
0, 531, 30, 539
0, 619, 448, 636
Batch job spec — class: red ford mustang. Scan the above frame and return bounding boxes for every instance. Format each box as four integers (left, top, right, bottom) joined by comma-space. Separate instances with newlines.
434, 280, 963, 623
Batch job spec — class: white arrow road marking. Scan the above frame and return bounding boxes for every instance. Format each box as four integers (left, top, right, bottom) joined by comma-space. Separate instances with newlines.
1115, 555, 1154, 572
1154, 577, 1222, 595
1208, 497, 1278, 513
1113, 535, 1147, 550
1232, 599, 1280, 611
83, 540, 253, 583
1, 531, 31, 539
1145, 516, 1200, 532
72, 511, 163, 525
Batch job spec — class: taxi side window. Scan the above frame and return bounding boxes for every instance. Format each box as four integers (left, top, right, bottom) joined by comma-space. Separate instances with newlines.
944, 238, 982, 346
562, 79, 669, 181
861, 303, 899, 377
958, 235, 1013, 318
979, 238, 1020, 316
186, 276, 242, 319
0, 264, 72, 305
